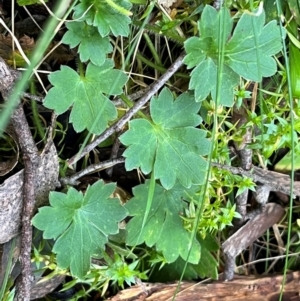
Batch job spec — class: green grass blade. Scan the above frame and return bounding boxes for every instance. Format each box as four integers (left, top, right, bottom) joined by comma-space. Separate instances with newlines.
174, 5, 229, 299
0, 238, 17, 300
276, 1, 296, 300
0, 0, 76, 135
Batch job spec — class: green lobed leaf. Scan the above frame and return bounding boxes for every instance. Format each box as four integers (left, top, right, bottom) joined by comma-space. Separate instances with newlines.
275, 150, 300, 172
150, 257, 198, 281
188, 57, 239, 106
193, 234, 218, 279
183, 37, 208, 68
184, 5, 283, 106
125, 181, 201, 264
119, 88, 211, 189
199, 5, 233, 49
73, 0, 132, 37
32, 180, 128, 279
225, 12, 283, 81
62, 21, 112, 66
198, 4, 219, 39
152, 235, 218, 280
288, 0, 300, 25
43, 60, 127, 134
184, 6, 232, 70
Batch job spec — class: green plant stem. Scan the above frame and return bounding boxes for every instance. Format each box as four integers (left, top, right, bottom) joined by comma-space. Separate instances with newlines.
78, 60, 85, 77
132, 20, 185, 44
275, 1, 295, 300
143, 33, 162, 66
0, 0, 76, 135
75, 1, 156, 162
136, 52, 167, 72
0, 238, 16, 300
30, 83, 45, 142
136, 52, 188, 78
31, 100, 45, 142
105, 0, 132, 16
129, 171, 156, 256
173, 5, 229, 299
119, 94, 150, 120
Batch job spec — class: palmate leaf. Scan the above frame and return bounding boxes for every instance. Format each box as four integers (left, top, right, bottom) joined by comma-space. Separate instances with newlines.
189, 57, 239, 107
32, 180, 128, 279
73, 0, 132, 37
150, 234, 219, 280
184, 6, 232, 70
62, 21, 112, 66
119, 88, 211, 190
225, 11, 283, 80
194, 234, 219, 279
184, 5, 283, 106
125, 181, 201, 264
43, 60, 127, 134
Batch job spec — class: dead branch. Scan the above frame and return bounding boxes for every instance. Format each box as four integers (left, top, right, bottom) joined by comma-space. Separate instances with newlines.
0, 56, 59, 300
108, 271, 300, 301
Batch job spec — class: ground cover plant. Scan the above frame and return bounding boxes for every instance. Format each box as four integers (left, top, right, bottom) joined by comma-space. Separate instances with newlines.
0, 0, 300, 300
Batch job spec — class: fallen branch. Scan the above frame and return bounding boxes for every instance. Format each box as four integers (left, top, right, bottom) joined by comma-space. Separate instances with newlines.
108, 271, 300, 301
222, 203, 285, 280
11, 104, 39, 301
0, 56, 39, 300
60, 157, 125, 186
0, 57, 60, 300
212, 162, 300, 197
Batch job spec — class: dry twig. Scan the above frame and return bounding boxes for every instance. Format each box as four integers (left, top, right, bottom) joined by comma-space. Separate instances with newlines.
67, 52, 186, 166
0, 56, 38, 300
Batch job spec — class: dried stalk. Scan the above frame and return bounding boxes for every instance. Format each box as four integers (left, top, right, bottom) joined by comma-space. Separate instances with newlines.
0, 57, 39, 300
